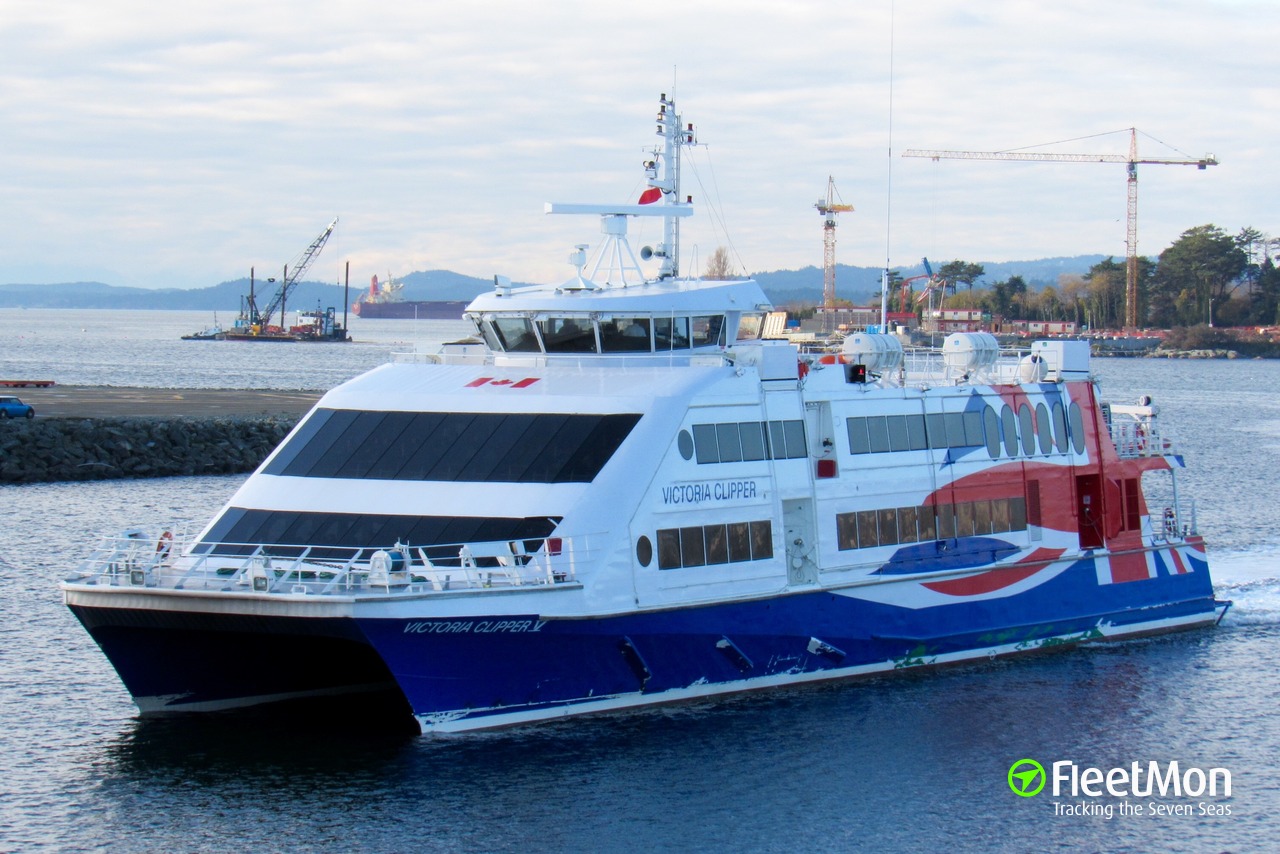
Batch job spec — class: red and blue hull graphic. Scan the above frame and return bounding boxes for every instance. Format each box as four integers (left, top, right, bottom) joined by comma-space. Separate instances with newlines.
356, 544, 1220, 731
66, 541, 1219, 731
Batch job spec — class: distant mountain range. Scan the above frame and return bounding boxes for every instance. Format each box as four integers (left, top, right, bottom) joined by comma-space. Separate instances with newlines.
0, 256, 1107, 310
0, 270, 497, 311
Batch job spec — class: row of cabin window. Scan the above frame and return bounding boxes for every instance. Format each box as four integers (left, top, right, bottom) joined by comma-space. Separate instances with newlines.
846, 400, 1087, 460
690, 420, 808, 464
836, 496, 1029, 551
481, 313, 760, 354
656, 520, 774, 570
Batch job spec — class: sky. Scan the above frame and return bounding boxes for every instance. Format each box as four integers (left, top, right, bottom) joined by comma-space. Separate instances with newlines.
2, 0, 1275, 290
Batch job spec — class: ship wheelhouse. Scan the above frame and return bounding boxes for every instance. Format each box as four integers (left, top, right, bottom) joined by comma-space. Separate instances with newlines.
467, 281, 770, 360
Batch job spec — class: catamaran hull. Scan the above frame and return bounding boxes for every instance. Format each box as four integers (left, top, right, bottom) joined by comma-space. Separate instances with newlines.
65, 598, 406, 715
64, 549, 1222, 732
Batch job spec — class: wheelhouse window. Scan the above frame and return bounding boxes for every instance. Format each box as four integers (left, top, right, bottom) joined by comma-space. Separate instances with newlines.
736, 312, 765, 342
655, 316, 690, 350
599, 317, 653, 352
691, 315, 726, 348
485, 316, 540, 352
539, 317, 598, 353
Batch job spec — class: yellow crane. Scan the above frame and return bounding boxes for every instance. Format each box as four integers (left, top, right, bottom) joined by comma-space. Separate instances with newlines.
902, 130, 1217, 329
815, 176, 854, 329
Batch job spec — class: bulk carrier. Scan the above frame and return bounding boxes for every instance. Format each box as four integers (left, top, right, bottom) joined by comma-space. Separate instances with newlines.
63, 95, 1226, 733
351, 275, 468, 320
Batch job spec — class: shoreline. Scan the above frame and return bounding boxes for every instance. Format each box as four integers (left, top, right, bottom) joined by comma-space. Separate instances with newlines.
0, 387, 320, 484
4, 384, 321, 419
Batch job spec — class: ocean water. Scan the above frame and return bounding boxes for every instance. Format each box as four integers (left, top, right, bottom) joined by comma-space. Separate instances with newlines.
2, 311, 1279, 852
0, 308, 473, 390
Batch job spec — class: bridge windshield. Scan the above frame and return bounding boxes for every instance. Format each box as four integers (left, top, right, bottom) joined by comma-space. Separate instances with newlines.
476, 313, 735, 355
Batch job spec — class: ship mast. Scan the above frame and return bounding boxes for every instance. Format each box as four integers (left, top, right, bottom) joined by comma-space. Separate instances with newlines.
647, 93, 696, 279
545, 94, 696, 287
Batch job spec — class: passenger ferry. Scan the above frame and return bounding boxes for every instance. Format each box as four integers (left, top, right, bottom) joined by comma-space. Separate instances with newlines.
62, 95, 1227, 733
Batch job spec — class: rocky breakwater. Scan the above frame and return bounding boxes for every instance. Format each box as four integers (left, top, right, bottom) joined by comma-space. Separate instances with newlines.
0, 415, 297, 484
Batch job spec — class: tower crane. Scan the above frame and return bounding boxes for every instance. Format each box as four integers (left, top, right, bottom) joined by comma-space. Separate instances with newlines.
252, 217, 339, 328
902, 130, 1217, 329
814, 176, 854, 330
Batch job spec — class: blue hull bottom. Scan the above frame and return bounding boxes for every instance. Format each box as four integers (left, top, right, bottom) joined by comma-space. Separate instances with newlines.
68, 555, 1222, 732
68, 605, 410, 717
357, 557, 1221, 731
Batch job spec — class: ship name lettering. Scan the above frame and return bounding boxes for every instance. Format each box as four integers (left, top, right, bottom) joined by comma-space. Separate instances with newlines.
661, 479, 758, 505
402, 619, 548, 635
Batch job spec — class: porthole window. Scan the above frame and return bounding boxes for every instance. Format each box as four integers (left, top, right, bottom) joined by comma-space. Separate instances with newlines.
636, 535, 653, 567
983, 406, 1002, 459
1052, 402, 1069, 452
1019, 405, 1036, 456
677, 430, 694, 460
1036, 403, 1053, 454
1069, 402, 1086, 454
1001, 405, 1019, 457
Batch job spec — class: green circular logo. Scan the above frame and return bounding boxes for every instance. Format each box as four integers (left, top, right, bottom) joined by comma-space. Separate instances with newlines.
1008, 758, 1046, 797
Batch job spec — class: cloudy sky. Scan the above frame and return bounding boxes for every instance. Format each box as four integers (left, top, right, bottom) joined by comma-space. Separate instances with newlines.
2, 0, 1274, 290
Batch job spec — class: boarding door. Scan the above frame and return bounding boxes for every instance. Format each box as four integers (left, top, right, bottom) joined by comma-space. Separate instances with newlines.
782, 498, 818, 586
1076, 474, 1104, 549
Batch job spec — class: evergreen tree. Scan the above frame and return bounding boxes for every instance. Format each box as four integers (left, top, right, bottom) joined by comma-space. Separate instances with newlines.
939, 260, 985, 292
1151, 225, 1248, 327
1251, 257, 1280, 326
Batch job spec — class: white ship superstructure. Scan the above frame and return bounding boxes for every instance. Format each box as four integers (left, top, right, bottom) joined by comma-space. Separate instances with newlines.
63, 95, 1225, 733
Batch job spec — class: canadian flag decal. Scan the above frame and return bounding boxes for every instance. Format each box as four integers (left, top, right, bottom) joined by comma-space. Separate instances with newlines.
465, 377, 540, 389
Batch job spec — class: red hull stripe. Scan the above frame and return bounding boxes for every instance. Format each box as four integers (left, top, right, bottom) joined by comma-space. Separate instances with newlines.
1108, 550, 1153, 583
922, 547, 1065, 596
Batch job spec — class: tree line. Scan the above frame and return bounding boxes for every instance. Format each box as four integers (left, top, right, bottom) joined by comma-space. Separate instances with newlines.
891, 225, 1279, 330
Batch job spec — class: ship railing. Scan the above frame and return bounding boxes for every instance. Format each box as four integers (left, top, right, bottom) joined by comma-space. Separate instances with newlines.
1108, 415, 1176, 459
1146, 500, 1199, 541
895, 347, 1049, 387
392, 351, 443, 364
71, 531, 602, 596
67, 522, 200, 587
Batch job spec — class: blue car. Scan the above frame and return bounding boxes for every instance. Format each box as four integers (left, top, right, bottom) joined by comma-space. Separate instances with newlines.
0, 396, 35, 419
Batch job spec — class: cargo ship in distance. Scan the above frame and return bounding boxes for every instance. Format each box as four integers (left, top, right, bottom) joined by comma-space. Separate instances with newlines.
352, 274, 468, 320
63, 94, 1227, 734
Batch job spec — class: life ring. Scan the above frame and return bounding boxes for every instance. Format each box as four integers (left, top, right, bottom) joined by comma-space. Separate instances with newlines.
156, 530, 173, 553
816, 353, 849, 365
